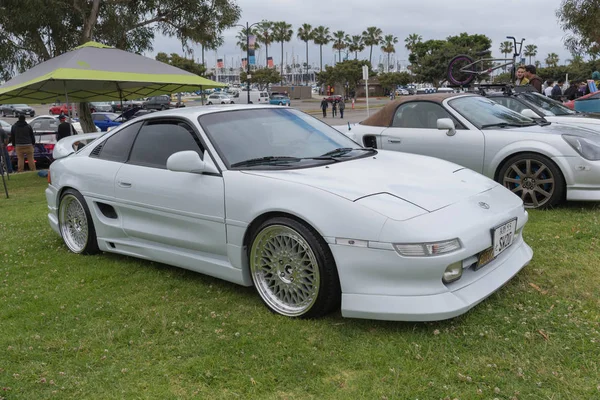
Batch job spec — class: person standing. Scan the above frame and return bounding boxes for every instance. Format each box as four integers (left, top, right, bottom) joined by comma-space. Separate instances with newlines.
56, 114, 77, 141
10, 114, 36, 173
551, 78, 564, 100
544, 79, 554, 96
0, 124, 13, 174
339, 99, 345, 119
331, 100, 337, 118
515, 65, 529, 86
320, 98, 328, 118
524, 65, 543, 93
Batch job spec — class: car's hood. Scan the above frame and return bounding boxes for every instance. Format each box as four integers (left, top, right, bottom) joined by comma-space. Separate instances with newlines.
489, 122, 600, 136
544, 116, 600, 131
243, 150, 498, 212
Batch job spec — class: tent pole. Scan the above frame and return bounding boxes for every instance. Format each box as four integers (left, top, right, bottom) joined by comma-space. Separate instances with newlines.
200, 85, 204, 105
63, 81, 71, 121
116, 82, 123, 112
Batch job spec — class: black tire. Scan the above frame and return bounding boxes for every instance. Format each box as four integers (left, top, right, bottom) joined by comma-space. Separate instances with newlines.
497, 152, 565, 209
248, 216, 341, 319
160, 105, 166, 110
447, 54, 476, 86
207, 101, 212, 105
278, 102, 283, 106
58, 189, 100, 254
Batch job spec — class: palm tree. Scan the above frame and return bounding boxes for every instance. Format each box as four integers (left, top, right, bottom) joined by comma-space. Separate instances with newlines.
404, 33, 422, 53
348, 35, 365, 59
567, 53, 584, 66
380, 34, 398, 72
523, 44, 538, 65
362, 26, 383, 66
297, 23, 314, 83
332, 30, 347, 63
196, 37, 223, 68
272, 21, 293, 83
256, 20, 274, 67
312, 26, 331, 72
545, 53, 560, 67
236, 27, 260, 52
535, 60, 542, 69
499, 41, 513, 71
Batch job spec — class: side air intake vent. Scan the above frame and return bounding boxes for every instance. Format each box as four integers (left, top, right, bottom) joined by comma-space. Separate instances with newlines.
90, 142, 104, 157
363, 135, 377, 149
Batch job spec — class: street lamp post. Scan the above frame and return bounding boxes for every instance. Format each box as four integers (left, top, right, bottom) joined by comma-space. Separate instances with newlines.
235, 22, 260, 104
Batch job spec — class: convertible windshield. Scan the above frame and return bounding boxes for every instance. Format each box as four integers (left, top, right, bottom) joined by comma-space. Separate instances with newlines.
199, 108, 364, 168
519, 92, 577, 116
449, 96, 535, 129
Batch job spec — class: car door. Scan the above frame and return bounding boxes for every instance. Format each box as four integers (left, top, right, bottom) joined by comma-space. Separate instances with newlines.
381, 101, 485, 173
113, 118, 227, 256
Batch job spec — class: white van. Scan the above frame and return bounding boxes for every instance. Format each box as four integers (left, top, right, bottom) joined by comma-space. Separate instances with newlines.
239, 90, 270, 104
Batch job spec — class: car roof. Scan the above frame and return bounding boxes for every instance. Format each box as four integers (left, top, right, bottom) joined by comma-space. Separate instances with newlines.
121, 104, 293, 121
360, 93, 476, 127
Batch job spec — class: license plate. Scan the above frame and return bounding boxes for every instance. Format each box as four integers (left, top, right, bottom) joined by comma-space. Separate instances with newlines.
476, 218, 517, 269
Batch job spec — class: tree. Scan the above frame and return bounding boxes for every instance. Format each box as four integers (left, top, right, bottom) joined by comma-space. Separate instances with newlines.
381, 34, 399, 72
535, 60, 542, 69
545, 53, 560, 67
332, 31, 347, 64
409, 33, 492, 86
240, 67, 281, 90
377, 71, 412, 92
348, 35, 365, 60
499, 41, 514, 71
236, 27, 260, 52
297, 23, 314, 83
155, 52, 206, 76
256, 20, 273, 67
316, 59, 373, 93
362, 26, 383, 66
404, 33, 422, 53
312, 26, 332, 72
272, 21, 293, 84
0, 0, 241, 133
523, 44, 538, 65
557, 0, 600, 57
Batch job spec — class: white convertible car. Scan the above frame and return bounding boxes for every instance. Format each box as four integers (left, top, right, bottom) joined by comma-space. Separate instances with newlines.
46, 105, 532, 321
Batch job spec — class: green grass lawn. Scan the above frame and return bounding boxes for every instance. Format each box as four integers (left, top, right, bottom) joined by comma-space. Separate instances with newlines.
1, 173, 599, 399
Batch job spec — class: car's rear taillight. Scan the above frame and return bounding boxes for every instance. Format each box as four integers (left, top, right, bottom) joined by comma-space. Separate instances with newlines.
44, 144, 55, 151
6, 145, 14, 152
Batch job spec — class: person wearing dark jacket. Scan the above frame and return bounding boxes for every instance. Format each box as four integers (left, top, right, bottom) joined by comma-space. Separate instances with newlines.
320, 98, 328, 117
563, 82, 580, 101
339, 99, 346, 119
524, 65, 543, 93
10, 114, 36, 172
56, 114, 76, 141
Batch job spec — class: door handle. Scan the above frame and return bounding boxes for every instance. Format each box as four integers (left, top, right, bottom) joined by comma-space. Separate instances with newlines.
387, 139, 402, 143
117, 180, 132, 188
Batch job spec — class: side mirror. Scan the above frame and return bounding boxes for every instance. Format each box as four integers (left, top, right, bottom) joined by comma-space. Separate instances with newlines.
166, 150, 219, 175
521, 109, 539, 119
437, 118, 456, 136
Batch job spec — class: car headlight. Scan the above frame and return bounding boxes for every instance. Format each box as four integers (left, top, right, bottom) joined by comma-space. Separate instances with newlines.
393, 239, 461, 257
563, 134, 600, 160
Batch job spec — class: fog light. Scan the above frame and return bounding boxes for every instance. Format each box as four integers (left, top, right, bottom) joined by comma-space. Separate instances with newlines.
443, 261, 463, 284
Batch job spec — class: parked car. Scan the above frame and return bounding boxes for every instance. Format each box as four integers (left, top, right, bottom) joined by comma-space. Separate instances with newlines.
4, 117, 55, 169
395, 88, 410, 96
564, 90, 600, 110
90, 102, 113, 113
325, 94, 343, 103
48, 104, 75, 116
238, 90, 271, 104
206, 93, 235, 105
336, 93, 600, 209
46, 105, 531, 321
269, 94, 291, 106
1, 104, 35, 117
111, 100, 144, 113
143, 95, 171, 110
27, 115, 100, 136
92, 112, 124, 131
486, 89, 600, 132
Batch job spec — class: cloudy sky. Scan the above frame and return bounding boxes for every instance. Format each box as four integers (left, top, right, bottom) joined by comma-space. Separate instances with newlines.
148, 0, 572, 69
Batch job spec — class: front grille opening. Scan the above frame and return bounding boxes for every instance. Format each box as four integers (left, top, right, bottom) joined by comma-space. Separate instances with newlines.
97, 202, 118, 219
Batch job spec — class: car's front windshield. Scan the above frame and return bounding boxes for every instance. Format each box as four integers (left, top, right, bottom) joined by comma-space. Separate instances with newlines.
103, 113, 119, 121
199, 108, 365, 168
449, 96, 536, 129
519, 92, 577, 116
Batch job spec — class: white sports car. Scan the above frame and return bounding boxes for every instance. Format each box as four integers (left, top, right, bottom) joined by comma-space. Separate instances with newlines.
46, 105, 532, 321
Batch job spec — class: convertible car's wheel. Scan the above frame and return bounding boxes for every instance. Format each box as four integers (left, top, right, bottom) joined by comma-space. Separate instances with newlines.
207, 101, 212, 105
498, 153, 565, 209
58, 189, 100, 254
249, 217, 340, 318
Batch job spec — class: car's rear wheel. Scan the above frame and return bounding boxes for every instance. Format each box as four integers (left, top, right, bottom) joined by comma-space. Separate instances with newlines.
498, 153, 565, 208
278, 102, 283, 106
58, 189, 100, 254
249, 217, 340, 318
207, 101, 213, 105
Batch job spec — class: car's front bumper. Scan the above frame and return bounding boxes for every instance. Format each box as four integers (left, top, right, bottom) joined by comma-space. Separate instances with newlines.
45, 184, 60, 236
334, 237, 532, 321
553, 156, 600, 201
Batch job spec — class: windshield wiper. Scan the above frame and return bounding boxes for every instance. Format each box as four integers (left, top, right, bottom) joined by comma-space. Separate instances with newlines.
480, 122, 529, 129
230, 156, 302, 168
317, 147, 377, 158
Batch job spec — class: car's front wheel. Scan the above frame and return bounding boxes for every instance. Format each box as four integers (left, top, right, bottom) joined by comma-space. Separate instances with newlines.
498, 153, 565, 208
249, 217, 340, 318
58, 189, 100, 254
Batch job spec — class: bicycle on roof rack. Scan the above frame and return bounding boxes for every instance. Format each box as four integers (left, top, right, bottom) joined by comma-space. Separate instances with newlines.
447, 36, 525, 87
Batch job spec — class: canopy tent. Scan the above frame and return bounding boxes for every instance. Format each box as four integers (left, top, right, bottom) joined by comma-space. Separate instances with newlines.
0, 42, 224, 104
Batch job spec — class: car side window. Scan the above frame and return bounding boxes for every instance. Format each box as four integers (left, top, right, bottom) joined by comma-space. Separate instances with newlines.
95, 122, 143, 162
128, 120, 204, 169
392, 102, 464, 129
92, 114, 105, 121
491, 97, 528, 114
